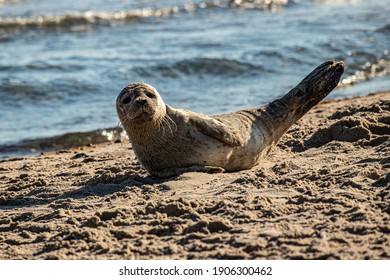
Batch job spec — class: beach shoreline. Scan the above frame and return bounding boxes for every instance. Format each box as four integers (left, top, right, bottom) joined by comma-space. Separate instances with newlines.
0, 91, 389, 259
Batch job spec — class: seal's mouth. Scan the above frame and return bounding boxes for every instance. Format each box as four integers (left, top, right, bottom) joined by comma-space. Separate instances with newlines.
128, 106, 155, 122
138, 111, 153, 120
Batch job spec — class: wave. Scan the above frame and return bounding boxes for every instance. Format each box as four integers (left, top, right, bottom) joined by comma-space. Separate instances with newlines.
0, 62, 84, 72
229, 0, 294, 10
0, 0, 295, 33
133, 58, 264, 78
0, 0, 24, 4
0, 8, 179, 31
0, 78, 98, 107
0, 127, 126, 159
377, 23, 390, 34
340, 55, 390, 87
315, 0, 364, 4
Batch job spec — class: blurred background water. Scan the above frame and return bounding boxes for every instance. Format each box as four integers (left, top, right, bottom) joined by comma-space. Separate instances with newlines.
0, 0, 389, 158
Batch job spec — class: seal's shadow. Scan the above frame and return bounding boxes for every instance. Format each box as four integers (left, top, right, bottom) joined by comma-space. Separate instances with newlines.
61, 170, 168, 199
0, 169, 171, 210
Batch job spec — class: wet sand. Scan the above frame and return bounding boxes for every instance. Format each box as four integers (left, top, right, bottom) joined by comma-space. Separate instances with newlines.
0, 92, 389, 259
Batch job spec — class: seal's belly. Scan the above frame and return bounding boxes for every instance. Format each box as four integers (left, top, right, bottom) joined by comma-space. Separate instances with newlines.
175, 125, 266, 171
222, 125, 266, 171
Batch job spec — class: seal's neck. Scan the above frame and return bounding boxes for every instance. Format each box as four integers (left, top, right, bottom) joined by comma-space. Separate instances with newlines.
125, 105, 174, 140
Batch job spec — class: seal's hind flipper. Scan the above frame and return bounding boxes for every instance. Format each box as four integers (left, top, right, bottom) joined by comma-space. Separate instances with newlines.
190, 116, 245, 147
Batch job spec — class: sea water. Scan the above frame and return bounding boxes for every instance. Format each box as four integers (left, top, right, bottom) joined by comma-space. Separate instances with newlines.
0, 0, 389, 157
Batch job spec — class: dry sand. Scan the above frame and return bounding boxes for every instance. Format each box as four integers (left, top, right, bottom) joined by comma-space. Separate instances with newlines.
0, 92, 389, 260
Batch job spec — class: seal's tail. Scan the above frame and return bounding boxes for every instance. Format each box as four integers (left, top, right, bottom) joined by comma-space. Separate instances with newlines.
260, 60, 345, 144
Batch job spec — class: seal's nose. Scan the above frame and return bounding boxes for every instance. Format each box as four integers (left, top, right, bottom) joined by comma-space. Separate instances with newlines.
136, 98, 147, 106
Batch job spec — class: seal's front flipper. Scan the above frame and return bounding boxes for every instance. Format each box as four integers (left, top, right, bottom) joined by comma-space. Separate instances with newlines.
190, 116, 245, 147
154, 165, 225, 178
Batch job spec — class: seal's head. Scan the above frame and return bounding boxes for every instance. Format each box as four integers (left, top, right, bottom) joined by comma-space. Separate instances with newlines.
116, 82, 166, 131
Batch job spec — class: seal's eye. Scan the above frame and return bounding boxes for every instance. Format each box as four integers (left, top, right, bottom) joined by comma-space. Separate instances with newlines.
146, 93, 155, 99
122, 97, 132, 104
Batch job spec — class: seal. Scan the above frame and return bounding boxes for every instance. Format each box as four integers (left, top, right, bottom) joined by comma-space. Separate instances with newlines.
117, 60, 345, 178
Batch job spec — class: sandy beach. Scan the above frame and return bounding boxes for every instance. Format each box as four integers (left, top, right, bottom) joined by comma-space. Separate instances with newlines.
0, 91, 389, 260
